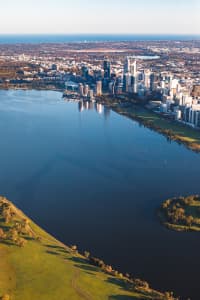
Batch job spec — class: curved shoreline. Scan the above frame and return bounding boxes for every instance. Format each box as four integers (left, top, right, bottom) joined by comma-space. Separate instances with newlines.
0, 196, 178, 300
112, 104, 200, 153
97, 95, 200, 154
158, 195, 200, 232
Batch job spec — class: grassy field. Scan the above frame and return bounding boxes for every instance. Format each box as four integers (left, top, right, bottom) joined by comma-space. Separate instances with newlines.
0, 197, 174, 300
113, 104, 200, 152
158, 195, 200, 232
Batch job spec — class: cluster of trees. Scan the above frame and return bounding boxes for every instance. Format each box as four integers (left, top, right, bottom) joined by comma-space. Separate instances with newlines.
67, 245, 177, 300
0, 197, 34, 247
161, 195, 200, 228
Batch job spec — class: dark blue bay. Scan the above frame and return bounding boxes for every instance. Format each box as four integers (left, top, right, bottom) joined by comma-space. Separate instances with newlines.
0, 90, 200, 299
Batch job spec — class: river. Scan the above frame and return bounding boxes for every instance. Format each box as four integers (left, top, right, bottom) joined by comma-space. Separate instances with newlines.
0, 89, 200, 299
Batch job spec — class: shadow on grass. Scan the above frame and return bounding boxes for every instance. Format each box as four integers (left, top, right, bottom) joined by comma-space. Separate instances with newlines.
107, 278, 152, 300
58, 248, 70, 254
69, 257, 87, 264
24, 236, 35, 241
108, 296, 141, 300
0, 224, 11, 231
45, 244, 70, 255
75, 263, 98, 273
45, 244, 64, 250
0, 239, 15, 246
46, 250, 60, 256
106, 277, 128, 289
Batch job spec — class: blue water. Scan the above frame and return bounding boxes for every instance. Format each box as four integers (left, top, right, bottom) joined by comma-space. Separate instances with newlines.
0, 34, 199, 44
0, 90, 200, 299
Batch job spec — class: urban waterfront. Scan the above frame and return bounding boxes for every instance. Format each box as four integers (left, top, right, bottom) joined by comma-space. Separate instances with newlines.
0, 90, 200, 299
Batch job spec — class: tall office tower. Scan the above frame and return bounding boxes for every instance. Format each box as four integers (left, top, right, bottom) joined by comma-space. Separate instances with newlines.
170, 79, 180, 97
124, 73, 131, 93
144, 69, 151, 90
96, 80, 102, 96
84, 84, 89, 97
130, 60, 137, 93
130, 75, 137, 93
130, 60, 137, 77
109, 81, 115, 95
78, 83, 84, 96
82, 66, 89, 79
103, 60, 111, 79
150, 73, 155, 91
124, 57, 131, 73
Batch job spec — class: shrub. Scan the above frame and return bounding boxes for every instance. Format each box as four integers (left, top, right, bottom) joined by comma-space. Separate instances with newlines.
71, 245, 77, 251
84, 251, 90, 259
1, 294, 10, 300
0, 228, 5, 240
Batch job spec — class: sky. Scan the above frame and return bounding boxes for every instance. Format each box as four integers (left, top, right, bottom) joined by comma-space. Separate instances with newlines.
0, 0, 199, 35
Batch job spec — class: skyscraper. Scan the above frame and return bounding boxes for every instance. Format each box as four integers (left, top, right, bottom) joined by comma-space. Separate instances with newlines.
124, 57, 131, 74
130, 60, 137, 77
144, 69, 151, 90
96, 80, 102, 96
103, 60, 111, 79
124, 57, 137, 93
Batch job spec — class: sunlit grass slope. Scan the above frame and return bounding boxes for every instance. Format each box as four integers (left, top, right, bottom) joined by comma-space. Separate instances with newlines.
0, 197, 175, 300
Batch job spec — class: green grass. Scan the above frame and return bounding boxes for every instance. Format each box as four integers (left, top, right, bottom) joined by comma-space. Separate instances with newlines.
0, 198, 168, 300
113, 104, 200, 151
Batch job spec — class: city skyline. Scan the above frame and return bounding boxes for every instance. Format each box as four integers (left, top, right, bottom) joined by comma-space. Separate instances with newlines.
0, 0, 199, 35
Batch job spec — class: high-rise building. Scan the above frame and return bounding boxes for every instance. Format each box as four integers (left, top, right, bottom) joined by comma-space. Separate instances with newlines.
124, 57, 137, 76
82, 66, 89, 79
130, 60, 137, 77
123, 57, 137, 93
84, 84, 89, 97
96, 80, 102, 96
150, 73, 155, 91
144, 69, 151, 90
130, 75, 137, 93
103, 60, 111, 79
124, 57, 131, 74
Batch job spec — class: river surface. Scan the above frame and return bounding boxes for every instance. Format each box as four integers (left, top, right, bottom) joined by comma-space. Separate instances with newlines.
0, 90, 200, 299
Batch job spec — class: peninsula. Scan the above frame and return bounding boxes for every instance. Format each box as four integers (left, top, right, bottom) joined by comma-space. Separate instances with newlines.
0, 196, 177, 300
158, 195, 200, 232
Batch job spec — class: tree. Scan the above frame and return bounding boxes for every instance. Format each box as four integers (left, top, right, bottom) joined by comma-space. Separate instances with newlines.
164, 291, 174, 300
1, 294, 10, 300
8, 228, 18, 243
16, 237, 27, 247
84, 251, 90, 259
2, 209, 11, 224
71, 245, 77, 251
0, 228, 5, 240
185, 215, 194, 227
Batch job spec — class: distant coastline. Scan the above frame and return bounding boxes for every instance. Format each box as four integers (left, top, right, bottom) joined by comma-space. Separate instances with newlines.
0, 34, 200, 44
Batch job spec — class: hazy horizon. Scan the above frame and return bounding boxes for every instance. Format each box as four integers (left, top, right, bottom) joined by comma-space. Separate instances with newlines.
0, 0, 199, 35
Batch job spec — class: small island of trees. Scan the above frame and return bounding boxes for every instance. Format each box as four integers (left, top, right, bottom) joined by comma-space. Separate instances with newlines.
158, 195, 200, 231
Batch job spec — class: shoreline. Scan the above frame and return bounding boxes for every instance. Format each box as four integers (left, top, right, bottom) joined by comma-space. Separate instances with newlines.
1, 87, 200, 154
0, 197, 178, 300
98, 98, 200, 153
158, 195, 200, 232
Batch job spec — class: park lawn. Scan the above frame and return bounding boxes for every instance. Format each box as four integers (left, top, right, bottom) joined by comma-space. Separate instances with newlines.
0, 200, 160, 300
117, 105, 200, 145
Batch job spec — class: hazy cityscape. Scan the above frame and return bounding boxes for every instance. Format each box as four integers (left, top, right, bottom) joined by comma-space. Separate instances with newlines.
1, 39, 200, 127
